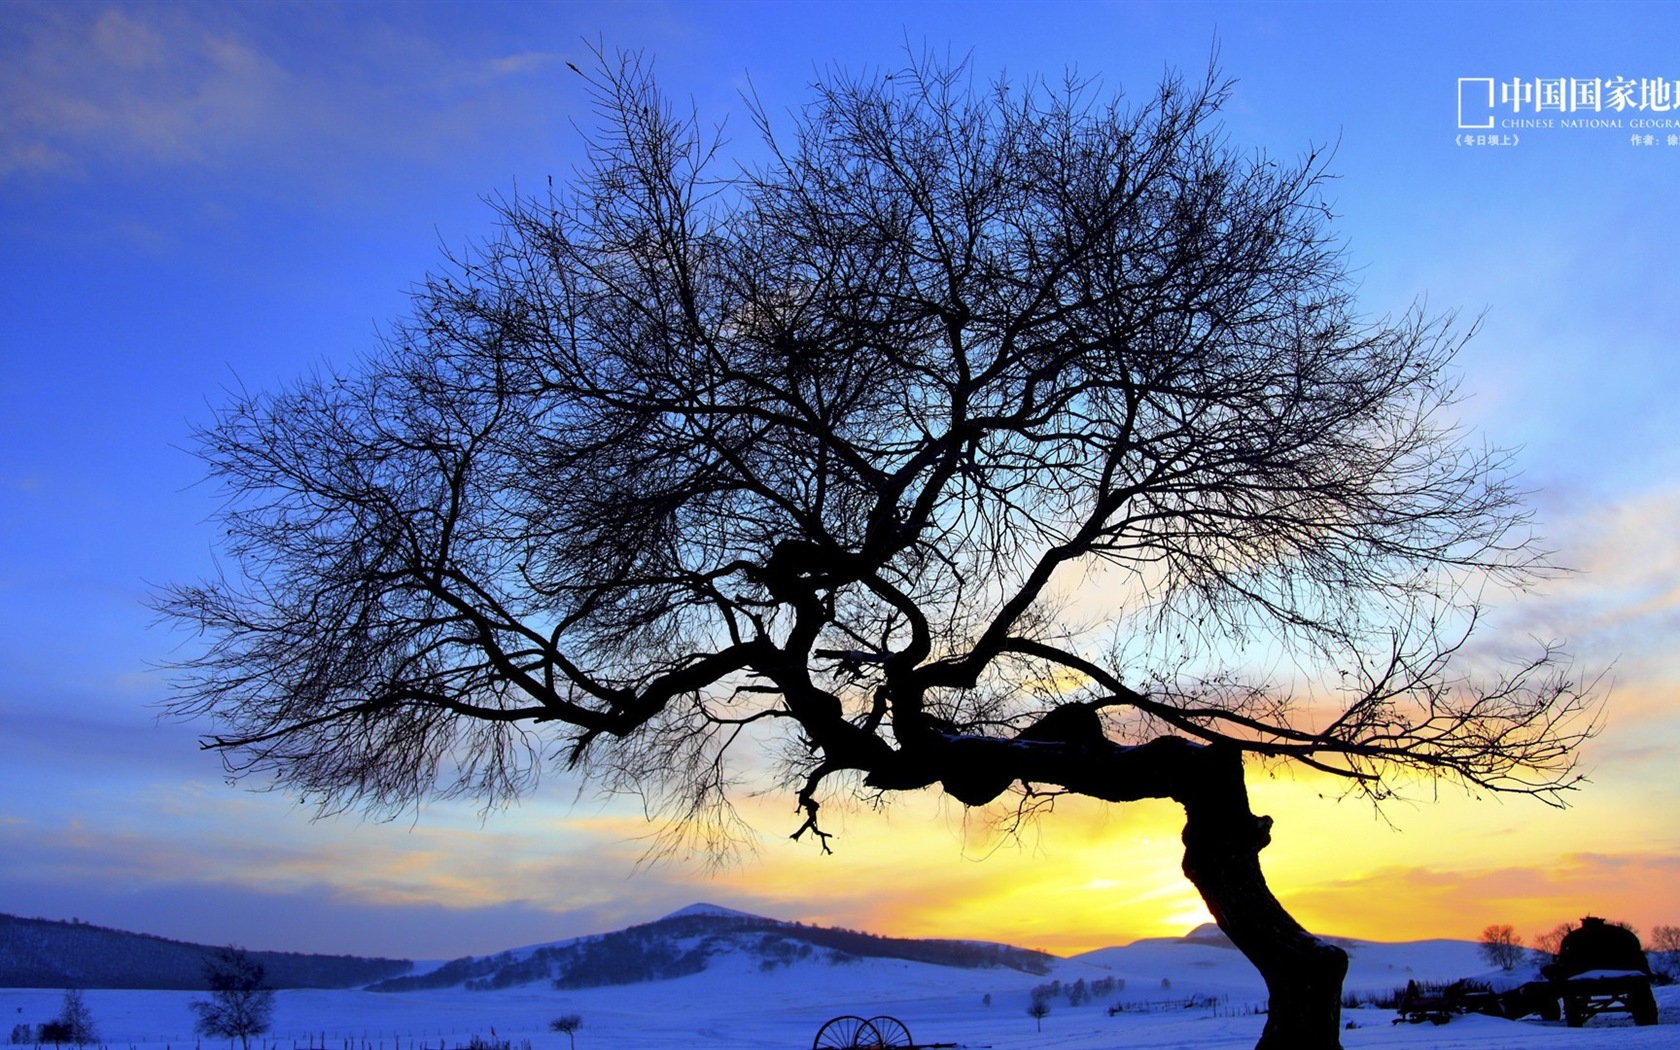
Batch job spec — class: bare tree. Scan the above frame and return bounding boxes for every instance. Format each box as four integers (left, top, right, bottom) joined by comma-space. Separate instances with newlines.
52, 990, 95, 1048
189, 947, 274, 1050
549, 1015, 582, 1050
159, 47, 1597, 1050
1532, 920, 1577, 964
1026, 998, 1051, 1032
1648, 924, 1680, 981
1478, 924, 1525, 970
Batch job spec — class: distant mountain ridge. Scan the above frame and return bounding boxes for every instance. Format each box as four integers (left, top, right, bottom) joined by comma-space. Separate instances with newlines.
0, 912, 411, 990
367, 903, 1057, 992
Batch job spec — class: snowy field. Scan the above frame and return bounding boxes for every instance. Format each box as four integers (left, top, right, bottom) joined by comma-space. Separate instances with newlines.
7, 937, 1678, 1050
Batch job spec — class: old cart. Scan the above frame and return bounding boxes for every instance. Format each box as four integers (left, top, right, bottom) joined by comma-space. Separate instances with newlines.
1394, 979, 1507, 1026
1393, 916, 1659, 1028
1541, 917, 1659, 1027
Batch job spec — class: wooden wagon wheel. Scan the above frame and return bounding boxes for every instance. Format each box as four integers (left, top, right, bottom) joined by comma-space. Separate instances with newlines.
863, 1015, 912, 1048
812, 1015, 882, 1049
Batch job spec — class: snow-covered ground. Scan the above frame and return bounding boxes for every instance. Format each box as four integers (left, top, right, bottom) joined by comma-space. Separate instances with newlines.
6, 936, 1677, 1050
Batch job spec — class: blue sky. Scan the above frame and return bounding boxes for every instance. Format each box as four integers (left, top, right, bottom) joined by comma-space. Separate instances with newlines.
2, 0, 1677, 959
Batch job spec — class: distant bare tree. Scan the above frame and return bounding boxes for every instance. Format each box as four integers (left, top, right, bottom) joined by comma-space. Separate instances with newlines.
52, 990, 95, 1048
1648, 925, 1680, 981
190, 947, 274, 1050
1478, 924, 1525, 970
160, 46, 1598, 1050
1068, 977, 1088, 1006
549, 1015, 582, 1050
1532, 921, 1578, 964
1027, 998, 1050, 1032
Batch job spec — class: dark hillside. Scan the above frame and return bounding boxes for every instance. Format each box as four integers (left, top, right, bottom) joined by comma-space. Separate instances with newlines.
0, 913, 411, 990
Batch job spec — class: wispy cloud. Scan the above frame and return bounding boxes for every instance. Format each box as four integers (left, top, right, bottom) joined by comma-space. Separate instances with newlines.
0, 5, 578, 185
0, 797, 712, 955
3, 6, 287, 174
1552, 486, 1680, 629
487, 52, 561, 77
1476, 483, 1680, 712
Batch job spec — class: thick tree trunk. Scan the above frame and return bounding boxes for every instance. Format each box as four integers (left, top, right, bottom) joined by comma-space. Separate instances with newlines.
1176, 745, 1348, 1050
919, 730, 1351, 1047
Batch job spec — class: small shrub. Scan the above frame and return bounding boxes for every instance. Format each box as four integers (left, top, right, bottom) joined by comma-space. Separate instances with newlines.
550, 1014, 582, 1050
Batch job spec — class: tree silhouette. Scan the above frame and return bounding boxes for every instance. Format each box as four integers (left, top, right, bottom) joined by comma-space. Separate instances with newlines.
1477, 924, 1524, 970
160, 47, 1597, 1050
1532, 920, 1578, 964
52, 990, 95, 1048
549, 1015, 582, 1050
1027, 998, 1050, 1032
189, 947, 274, 1050
1648, 924, 1680, 981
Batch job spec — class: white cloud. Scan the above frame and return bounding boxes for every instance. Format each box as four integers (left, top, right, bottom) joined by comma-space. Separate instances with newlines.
1492, 484, 1680, 679
3, 6, 277, 173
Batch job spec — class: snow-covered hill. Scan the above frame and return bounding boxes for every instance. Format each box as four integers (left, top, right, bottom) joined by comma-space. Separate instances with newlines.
4, 948, 1674, 1050
7, 904, 1676, 1047
368, 903, 1055, 991
1074, 926, 1491, 1002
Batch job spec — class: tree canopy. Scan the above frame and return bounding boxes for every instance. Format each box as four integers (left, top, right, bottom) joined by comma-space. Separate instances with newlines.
161, 49, 1596, 1049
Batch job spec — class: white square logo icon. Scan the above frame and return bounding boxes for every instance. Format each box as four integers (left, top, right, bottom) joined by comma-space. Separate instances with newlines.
1458, 78, 1496, 129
